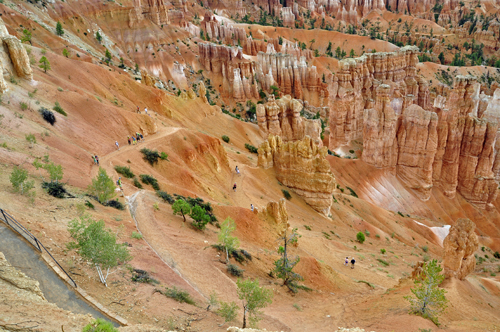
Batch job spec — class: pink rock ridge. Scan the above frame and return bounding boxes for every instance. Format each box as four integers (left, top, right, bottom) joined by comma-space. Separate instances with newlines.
258, 135, 336, 215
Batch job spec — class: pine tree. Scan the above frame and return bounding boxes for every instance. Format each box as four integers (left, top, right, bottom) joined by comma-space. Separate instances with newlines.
62, 48, 69, 58
105, 49, 112, 64
21, 29, 32, 45
273, 228, 305, 293
56, 21, 64, 36
404, 259, 448, 325
38, 56, 51, 73
96, 31, 102, 43
172, 199, 191, 222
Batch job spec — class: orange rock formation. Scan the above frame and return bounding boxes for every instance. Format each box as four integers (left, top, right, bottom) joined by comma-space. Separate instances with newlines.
443, 218, 479, 280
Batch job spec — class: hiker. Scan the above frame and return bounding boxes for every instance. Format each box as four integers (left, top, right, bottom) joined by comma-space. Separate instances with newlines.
250, 204, 254, 212
136, 132, 141, 143
132, 136, 137, 145
115, 141, 120, 150
233, 183, 237, 192
351, 258, 356, 269
235, 166, 240, 175
127, 136, 131, 145
95, 155, 99, 166
144, 107, 148, 116
116, 177, 123, 190
92, 155, 96, 165
136, 106, 140, 113
344, 257, 349, 266
140, 133, 144, 141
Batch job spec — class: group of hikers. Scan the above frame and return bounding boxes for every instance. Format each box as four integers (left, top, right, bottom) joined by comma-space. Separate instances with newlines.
127, 132, 145, 146
136, 106, 151, 117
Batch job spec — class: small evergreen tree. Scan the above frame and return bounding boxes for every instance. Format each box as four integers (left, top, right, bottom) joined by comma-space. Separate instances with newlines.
21, 29, 32, 45
218, 217, 239, 263
356, 231, 366, 243
172, 199, 191, 222
87, 167, 116, 204
96, 31, 102, 43
39, 56, 51, 73
274, 228, 304, 293
62, 48, 69, 58
105, 49, 112, 64
68, 215, 131, 286
56, 21, 64, 36
404, 259, 448, 325
236, 278, 273, 328
189, 205, 210, 230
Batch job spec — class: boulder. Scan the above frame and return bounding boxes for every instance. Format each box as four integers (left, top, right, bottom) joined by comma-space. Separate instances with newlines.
2, 36, 33, 80
443, 218, 479, 280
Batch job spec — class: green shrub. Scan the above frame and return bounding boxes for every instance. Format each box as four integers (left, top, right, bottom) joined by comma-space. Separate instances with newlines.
380, 248, 386, 254
140, 148, 160, 165
222, 135, 230, 143
131, 269, 158, 284
364, 229, 370, 237
190, 205, 210, 230
494, 251, 500, 259
133, 177, 143, 189
53, 101, 67, 116
282, 189, 292, 200
217, 301, 239, 322
377, 258, 389, 266
39, 107, 56, 125
397, 211, 404, 217
85, 200, 95, 209
160, 286, 195, 305
422, 245, 429, 253
346, 186, 358, 198
140, 174, 160, 190
105, 199, 125, 210
114, 165, 134, 178
88, 167, 116, 204
157, 190, 174, 204
160, 152, 169, 161
20, 101, 28, 110
227, 263, 244, 277
356, 232, 365, 244
131, 231, 143, 239
245, 143, 258, 153
82, 318, 118, 332
42, 181, 70, 198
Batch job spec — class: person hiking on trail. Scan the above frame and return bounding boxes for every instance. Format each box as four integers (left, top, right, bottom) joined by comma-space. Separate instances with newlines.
233, 183, 237, 192
95, 155, 99, 166
351, 258, 356, 269
92, 155, 96, 165
115, 141, 120, 150
250, 204, 254, 212
127, 136, 131, 145
116, 177, 123, 190
137, 106, 141, 113
345, 257, 349, 266
136, 132, 141, 143
235, 166, 240, 175
144, 107, 148, 116
140, 133, 144, 141
132, 136, 136, 145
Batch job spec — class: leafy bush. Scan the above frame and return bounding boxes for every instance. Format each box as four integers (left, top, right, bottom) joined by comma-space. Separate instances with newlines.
356, 232, 365, 244
82, 318, 118, 332
131, 231, 142, 239
20, 101, 28, 110
494, 251, 500, 259
114, 165, 134, 178
40, 107, 56, 125
85, 200, 95, 209
160, 152, 169, 161
364, 229, 370, 237
422, 245, 429, 253
140, 174, 160, 190
282, 189, 292, 200
159, 286, 195, 305
133, 177, 143, 189
42, 181, 70, 198
222, 135, 230, 143
397, 211, 405, 217
88, 167, 116, 204
227, 263, 244, 277
10, 167, 34, 196
105, 199, 125, 210
157, 190, 175, 204
380, 248, 386, 254
245, 143, 258, 153
217, 301, 239, 322
53, 101, 67, 116
140, 148, 160, 165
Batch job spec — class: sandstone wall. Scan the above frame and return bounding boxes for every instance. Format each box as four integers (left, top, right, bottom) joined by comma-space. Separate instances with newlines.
258, 135, 335, 215
2, 36, 33, 80
443, 218, 478, 280
256, 95, 323, 146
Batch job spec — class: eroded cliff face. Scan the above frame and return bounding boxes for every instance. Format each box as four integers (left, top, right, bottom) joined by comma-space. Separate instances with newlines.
443, 218, 479, 280
256, 95, 322, 146
258, 135, 335, 215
